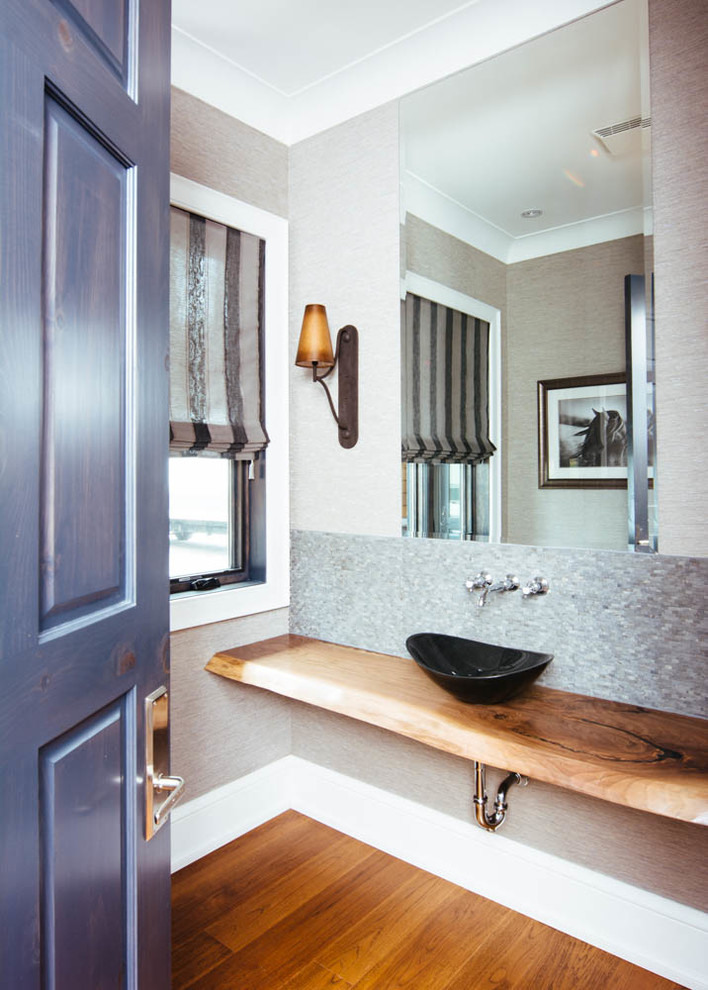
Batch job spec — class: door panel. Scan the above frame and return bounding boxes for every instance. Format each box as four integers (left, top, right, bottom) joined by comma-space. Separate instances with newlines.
39, 694, 135, 987
51, 0, 131, 84
0, 0, 172, 986
41, 93, 130, 631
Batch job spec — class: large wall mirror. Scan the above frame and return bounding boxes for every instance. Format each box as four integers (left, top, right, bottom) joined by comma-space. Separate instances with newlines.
400, 0, 655, 552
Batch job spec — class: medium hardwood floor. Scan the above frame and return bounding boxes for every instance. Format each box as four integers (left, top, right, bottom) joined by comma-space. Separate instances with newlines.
172, 811, 685, 989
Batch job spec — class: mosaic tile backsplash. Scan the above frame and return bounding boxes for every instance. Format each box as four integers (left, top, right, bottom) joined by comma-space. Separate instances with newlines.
290, 530, 708, 719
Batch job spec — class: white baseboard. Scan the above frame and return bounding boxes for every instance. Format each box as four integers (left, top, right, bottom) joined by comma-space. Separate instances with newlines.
170, 756, 708, 990
170, 758, 293, 872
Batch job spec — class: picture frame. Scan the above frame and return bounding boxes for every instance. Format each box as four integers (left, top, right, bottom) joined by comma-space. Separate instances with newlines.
538, 372, 652, 489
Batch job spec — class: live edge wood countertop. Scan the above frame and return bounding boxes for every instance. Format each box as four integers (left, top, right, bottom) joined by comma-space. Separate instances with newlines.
206, 634, 708, 826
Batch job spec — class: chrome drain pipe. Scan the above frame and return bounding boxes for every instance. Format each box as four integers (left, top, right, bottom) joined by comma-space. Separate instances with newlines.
473, 761, 527, 831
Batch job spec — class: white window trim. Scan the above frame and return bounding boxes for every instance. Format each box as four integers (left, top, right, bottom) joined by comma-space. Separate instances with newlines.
169, 175, 289, 631
403, 272, 502, 544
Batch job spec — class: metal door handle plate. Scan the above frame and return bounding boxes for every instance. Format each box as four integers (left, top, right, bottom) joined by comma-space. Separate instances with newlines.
145, 686, 185, 840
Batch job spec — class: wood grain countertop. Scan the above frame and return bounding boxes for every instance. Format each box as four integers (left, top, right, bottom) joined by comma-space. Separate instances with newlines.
206, 634, 708, 826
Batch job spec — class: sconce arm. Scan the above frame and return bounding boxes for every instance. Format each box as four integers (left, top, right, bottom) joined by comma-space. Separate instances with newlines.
313, 373, 342, 427
312, 323, 351, 379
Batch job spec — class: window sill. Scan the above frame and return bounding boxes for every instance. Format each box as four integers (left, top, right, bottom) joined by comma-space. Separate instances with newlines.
170, 574, 289, 632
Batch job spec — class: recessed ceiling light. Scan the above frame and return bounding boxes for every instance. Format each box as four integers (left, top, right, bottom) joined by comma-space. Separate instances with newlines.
521, 209, 543, 219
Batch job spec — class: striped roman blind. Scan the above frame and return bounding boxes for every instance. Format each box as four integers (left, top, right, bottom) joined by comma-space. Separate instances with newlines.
169, 206, 269, 458
401, 293, 496, 464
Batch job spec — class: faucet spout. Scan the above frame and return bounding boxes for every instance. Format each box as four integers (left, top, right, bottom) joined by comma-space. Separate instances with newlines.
478, 581, 503, 606
478, 574, 519, 607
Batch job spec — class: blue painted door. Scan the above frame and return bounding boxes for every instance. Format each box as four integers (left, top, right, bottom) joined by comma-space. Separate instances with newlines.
0, 0, 172, 986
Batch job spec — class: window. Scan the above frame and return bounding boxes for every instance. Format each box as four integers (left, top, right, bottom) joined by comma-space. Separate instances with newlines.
401, 273, 501, 542
168, 197, 267, 594
169, 456, 265, 593
168, 175, 289, 632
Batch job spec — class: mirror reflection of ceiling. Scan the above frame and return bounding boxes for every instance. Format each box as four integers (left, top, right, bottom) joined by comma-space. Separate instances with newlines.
401, 0, 650, 263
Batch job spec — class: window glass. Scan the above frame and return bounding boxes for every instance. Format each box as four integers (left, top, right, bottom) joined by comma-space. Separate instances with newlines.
404, 462, 490, 541
169, 458, 231, 580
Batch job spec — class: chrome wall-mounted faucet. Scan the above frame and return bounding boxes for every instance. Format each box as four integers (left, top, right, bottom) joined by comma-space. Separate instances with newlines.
465, 572, 519, 607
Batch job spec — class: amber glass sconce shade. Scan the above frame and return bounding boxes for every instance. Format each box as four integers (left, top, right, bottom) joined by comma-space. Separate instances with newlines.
295, 304, 335, 368
295, 304, 359, 448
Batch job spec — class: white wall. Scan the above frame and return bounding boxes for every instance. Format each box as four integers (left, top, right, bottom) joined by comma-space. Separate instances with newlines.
289, 105, 402, 536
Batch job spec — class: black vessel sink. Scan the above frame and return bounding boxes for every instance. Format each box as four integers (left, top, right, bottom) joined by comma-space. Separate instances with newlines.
405, 632, 553, 704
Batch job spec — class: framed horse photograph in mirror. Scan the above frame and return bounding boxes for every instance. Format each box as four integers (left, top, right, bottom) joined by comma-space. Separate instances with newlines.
538, 373, 653, 489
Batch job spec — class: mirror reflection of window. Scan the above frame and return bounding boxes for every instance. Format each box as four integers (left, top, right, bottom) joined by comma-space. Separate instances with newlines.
404, 462, 490, 541
401, 291, 496, 541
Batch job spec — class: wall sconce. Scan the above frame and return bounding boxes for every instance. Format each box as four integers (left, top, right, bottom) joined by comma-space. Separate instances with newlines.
295, 304, 359, 448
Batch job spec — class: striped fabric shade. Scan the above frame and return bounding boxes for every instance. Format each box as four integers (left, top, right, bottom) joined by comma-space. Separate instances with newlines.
169, 206, 269, 458
401, 293, 496, 465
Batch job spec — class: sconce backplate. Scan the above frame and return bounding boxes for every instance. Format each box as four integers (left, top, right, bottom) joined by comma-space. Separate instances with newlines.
336, 325, 358, 448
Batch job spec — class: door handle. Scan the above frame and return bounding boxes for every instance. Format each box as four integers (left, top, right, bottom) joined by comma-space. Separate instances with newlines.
153, 773, 186, 830
145, 686, 185, 840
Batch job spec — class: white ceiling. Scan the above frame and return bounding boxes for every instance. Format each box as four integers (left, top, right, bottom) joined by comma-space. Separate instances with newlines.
172, 0, 476, 96
171, 0, 650, 260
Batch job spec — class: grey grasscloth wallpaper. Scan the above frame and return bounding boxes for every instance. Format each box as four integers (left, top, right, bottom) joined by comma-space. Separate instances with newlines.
171, 608, 291, 804
650, 0, 708, 557
171, 88, 288, 219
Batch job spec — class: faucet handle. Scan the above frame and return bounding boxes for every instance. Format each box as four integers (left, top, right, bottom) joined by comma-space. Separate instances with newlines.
465, 572, 492, 592
504, 574, 520, 592
522, 576, 549, 598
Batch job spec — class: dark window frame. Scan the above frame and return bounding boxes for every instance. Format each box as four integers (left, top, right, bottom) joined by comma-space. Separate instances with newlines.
169, 454, 267, 595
